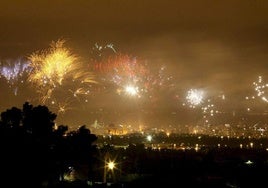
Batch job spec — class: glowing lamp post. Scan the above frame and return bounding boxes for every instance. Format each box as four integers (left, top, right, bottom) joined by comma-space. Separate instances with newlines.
103, 155, 116, 183
108, 161, 115, 170
146, 135, 152, 142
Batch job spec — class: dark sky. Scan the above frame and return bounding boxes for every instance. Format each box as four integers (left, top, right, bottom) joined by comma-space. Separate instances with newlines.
1, 0, 268, 128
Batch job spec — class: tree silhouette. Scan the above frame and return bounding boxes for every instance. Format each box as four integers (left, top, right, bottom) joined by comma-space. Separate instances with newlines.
54, 125, 68, 137
0, 102, 98, 187
66, 125, 98, 181
67, 125, 97, 158
22, 102, 57, 137
1, 107, 22, 129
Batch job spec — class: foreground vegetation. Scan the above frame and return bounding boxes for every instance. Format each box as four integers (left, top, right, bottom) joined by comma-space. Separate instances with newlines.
1, 102, 268, 187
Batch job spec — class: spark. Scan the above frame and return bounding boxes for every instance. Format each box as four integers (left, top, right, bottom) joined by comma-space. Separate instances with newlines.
0, 58, 31, 95
186, 89, 204, 108
106, 43, 116, 53
27, 39, 96, 112
0, 59, 31, 84
92, 43, 117, 58
124, 85, 139, 96
57, 101, 72, 114
92, 51, 173, 100
253, 76, 268, 103
28, 39, 78, 88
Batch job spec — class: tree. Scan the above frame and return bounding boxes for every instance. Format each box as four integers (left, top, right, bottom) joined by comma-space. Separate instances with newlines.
66, 125, 98, 181
0, 107, 22, 129
0, 102, 99, 186
67, 125, 97, 160
0, 102, 58, 186
22, 102, 57, 137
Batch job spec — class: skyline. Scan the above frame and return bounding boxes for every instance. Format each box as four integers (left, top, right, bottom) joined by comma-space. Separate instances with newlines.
1, 0, 268, 128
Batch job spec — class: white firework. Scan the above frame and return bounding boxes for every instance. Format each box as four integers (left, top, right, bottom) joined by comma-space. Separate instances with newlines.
253, 76, 268, 103
186, 89, 204, 108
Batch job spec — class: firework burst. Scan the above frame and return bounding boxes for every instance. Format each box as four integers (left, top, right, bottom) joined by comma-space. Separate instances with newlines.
27, 39, 96, 113
92, 47, 174, 100
0, 58, 31, 95
185, 89, 204, 108
253, 76, 268, 103
28, 39, 78, 89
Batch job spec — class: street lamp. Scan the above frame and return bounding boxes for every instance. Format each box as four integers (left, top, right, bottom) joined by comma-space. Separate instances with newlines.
103, 155, 116, 183
146, 135, 152, 142
107, 161, 115, 170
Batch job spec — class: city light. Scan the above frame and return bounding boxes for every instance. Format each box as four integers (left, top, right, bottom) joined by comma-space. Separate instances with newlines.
107, 161, 115, 170
103, 153, 117, 183
147, 135, 152, 142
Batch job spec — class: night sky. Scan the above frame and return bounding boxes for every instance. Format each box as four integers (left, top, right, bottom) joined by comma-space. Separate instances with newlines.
1, 0, 268, 129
